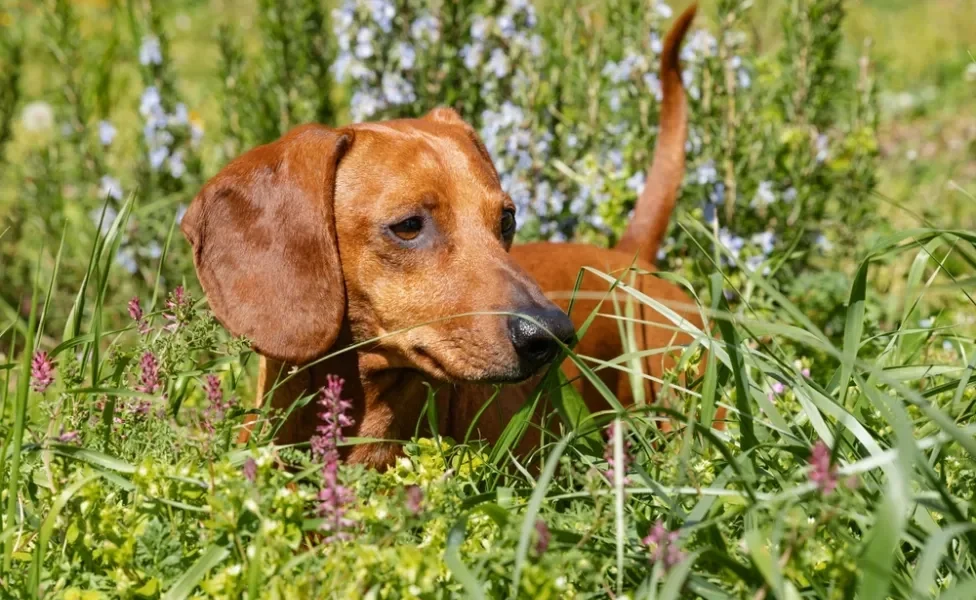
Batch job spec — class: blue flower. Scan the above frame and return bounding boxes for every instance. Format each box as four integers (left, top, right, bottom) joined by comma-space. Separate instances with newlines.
168, 149, 186, 179
751, 180, 775, 208
487, 48, 511, 78
98, 120, 116, 146
100, 175, 123, 201
139, 36, 162, 66
695, 160, 717, 185
751, 230, 776, 255
396, 42, 416, 70
626, 171, 646, 193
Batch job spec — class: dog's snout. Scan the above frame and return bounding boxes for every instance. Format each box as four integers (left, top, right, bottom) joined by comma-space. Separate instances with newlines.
507, 306, 575, 373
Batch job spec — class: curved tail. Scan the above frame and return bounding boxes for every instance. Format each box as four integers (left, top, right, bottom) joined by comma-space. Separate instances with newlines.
615, 2, 697, 264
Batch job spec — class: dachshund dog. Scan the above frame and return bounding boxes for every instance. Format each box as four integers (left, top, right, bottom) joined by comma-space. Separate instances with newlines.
181, 4, 701, 468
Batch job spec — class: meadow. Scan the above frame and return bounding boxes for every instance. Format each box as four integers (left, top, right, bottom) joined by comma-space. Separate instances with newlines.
1, 0, 975, 597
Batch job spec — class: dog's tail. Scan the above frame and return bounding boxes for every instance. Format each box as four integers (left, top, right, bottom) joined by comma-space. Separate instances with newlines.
615, 2, 696, 264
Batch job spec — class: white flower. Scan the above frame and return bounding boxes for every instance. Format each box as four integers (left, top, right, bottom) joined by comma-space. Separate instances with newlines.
168, 149, 186, 179
170, 103, 189, 127
139, 86, 162, 118
626, 171, 646, 193
176, 204, 188, 224
149, 146, 169, 171
461, 44, 484, 70
695, 160, 717, 185
751, 230, 776, 255
396, 42, 416, 70
98, 120, 117, 146
487, 48, 511, 78
139, 36, 163, 66
100, 175, 123, 201
654, 2, 673, 18
21, 101, 54, 133
751, 180, 775, 207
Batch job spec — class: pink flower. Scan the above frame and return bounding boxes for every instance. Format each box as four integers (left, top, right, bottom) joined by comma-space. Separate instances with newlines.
771, 381, 786, 395
809, 440, 838, 494
801, 367, 811, 378
534, 519, 551, 555
31, 351, 55, 393
604, 420, 632, 485
242, 457, 257, 483
136, 351, 161, 394
162, 286, 191, 332
58, 429, 80, 444
405, 485, 424, 515
643, 520, 685, 569
311, 376, 356, 542
128, 297, 150, 334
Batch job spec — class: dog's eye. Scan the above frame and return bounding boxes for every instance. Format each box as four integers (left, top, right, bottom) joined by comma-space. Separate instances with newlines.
390, 216, 424, 241
501, 209, 516, 238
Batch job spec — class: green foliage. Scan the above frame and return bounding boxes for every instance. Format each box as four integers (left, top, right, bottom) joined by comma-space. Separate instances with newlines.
0, 0, 974, 598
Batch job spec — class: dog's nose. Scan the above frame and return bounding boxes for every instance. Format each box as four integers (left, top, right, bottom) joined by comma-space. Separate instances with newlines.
507, 306, 576, 373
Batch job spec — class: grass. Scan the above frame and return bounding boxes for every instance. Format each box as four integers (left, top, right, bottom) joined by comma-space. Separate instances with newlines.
1, 0, 976, 597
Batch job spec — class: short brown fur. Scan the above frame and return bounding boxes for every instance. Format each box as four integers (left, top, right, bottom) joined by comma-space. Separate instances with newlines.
182, 4, 712, 469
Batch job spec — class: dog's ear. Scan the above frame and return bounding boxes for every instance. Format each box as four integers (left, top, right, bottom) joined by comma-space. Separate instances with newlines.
181, 125, 353, 364
423, 106, 466, 125
423, 107, 499, 181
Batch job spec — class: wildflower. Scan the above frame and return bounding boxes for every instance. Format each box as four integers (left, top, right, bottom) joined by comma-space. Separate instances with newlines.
139, 87, 162, 118
802, 367, 811, 378
162, 285, 191, 331
31, 351, 55, 393
405, 485, 423, 515
98, 120, 117, 146
751, 231, 776, 255
136, 351, 161, 394
168, 149, 186, 179
604, 420, 632, 485
809, 440, 838, 494
654, 1, 673, 18
771, 381, 786, 395
311, 376, 356, 541
21, 101, 54, 133
100, 175, 123, 201
139, 35, 163, 66
57, 429, 80, 444
128, 297, 151, 335
202, 374, 233, 422
643, 521, 684, 569
243, 457, 257, 483
534, 519, 551, 555
751, 180, 775, 208
695, 160, 717, 185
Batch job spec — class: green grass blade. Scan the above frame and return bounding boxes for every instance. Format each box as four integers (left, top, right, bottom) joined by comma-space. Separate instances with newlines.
162, 544, 231, 600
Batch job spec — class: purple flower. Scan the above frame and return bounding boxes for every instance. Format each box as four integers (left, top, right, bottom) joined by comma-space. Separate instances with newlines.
203, 374, 222, 405
128, 297, 150, 334
405, 485, 424, 515
311, 376, 356, 541
643, 520, 685, 569
162, 285, 191, 332
58, 430, 80, 444
771, 381, 786, 395
31, 351, 55, 393
809, 440, 838, 494
242, 457, 257, 483
604, 420, 632, 485
136, 351, 161, 394
802, 368, 811, 378
534, 519, 551, 555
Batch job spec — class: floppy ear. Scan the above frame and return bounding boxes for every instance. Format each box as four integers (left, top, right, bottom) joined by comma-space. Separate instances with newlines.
423, 106, 500, 181
181, 124, 353, 364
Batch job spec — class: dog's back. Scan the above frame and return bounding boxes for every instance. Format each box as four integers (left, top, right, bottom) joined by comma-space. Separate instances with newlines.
512, 3, 701, 415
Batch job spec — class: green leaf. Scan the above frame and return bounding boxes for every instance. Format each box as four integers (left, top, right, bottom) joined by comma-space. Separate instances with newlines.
162, 544, 230, 600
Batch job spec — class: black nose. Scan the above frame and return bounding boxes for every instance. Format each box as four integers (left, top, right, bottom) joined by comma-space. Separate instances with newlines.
507, 306, 576, 374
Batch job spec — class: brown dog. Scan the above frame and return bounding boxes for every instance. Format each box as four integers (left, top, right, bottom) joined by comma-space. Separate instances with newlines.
181, 5, 702, 468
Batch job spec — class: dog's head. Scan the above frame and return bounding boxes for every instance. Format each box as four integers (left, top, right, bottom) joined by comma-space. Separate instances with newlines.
181, 108, 573, 383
